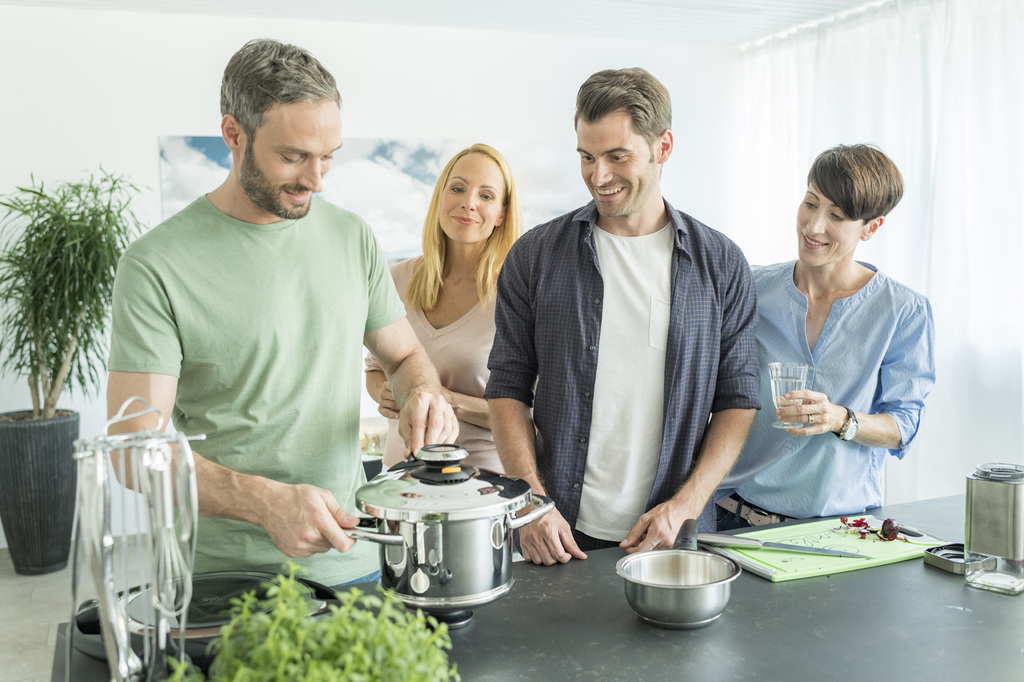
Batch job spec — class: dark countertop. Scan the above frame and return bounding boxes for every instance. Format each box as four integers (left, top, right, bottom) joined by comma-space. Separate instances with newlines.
54, 495, 1024, 680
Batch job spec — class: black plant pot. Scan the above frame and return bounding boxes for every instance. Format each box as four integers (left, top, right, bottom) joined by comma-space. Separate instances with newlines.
0, 410, 79, 575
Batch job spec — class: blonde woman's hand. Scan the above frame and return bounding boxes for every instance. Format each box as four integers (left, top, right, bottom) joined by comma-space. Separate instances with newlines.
375, 380, 400, 420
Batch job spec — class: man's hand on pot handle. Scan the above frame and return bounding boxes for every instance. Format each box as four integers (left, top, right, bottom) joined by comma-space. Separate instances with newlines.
258, 481, 361, 558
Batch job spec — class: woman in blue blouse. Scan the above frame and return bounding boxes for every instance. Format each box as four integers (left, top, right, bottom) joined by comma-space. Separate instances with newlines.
716, 144, 936, 529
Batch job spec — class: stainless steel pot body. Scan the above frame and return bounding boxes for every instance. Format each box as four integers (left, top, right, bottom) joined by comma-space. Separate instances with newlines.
375, 515, 517, 610
352, 447, 553, 611
615, 549, 740, 629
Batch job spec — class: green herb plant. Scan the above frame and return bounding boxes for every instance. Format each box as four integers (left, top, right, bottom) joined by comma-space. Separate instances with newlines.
0, 170, 142, 419
169, 565, 460, 681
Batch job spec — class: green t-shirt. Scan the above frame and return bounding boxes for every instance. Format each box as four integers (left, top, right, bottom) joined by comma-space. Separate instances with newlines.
109, 196, 404, 585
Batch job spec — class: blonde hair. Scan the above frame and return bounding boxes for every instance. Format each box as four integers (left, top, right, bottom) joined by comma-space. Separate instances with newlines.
405, 144, 524, 310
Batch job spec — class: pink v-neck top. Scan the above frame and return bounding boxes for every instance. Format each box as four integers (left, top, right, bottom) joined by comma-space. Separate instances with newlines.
365, 257, 501, 471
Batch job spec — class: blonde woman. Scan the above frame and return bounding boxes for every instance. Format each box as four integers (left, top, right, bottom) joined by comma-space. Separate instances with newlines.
365, 144, 523, 470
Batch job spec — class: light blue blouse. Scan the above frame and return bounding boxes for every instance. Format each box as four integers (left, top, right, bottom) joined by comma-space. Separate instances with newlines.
718, 261, 936, 518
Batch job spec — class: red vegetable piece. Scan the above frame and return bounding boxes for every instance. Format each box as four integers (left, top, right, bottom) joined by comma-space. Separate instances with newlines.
880, 518, 899, 541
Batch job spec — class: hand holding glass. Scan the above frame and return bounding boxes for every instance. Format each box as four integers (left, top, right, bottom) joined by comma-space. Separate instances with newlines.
769, 362, 811, 429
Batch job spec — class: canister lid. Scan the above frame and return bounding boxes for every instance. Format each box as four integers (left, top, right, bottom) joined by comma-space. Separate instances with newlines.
355, 445, 532, 521
972, 463, 1024, 482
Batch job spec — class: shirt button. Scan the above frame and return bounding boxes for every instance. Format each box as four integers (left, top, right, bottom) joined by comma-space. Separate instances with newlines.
583, 391, 591, 398
593, 298, 601, 305
578, 437, 586, 443
571, 482, 581, 490
589, 345, 597, 351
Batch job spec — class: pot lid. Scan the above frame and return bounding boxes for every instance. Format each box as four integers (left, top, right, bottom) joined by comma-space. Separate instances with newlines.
972, 462, 1024, 482
126, 571, 323, 629
356, 444, 532, 521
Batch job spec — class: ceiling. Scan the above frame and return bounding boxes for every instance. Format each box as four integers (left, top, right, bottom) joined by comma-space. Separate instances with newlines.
4, 0, 879, 47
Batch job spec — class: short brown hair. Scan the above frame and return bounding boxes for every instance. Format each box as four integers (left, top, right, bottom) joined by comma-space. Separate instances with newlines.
221, 38, 341, 140
574, 68, 672, 144
808, 144, 903, 222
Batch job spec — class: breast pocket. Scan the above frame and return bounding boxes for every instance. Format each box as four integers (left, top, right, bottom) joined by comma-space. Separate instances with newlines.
649, 296, 670, 350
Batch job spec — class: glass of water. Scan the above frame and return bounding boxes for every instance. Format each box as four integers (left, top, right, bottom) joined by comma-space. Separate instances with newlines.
769, 362, 811, 429
364, 430, 386, 457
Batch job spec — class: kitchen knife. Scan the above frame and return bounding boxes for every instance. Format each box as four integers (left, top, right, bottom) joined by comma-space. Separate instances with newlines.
697, 533, 873, 559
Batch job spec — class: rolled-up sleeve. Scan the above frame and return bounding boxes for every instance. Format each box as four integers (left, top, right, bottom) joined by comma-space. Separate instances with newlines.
878, 296, 936, 457
712, 246, 761, 413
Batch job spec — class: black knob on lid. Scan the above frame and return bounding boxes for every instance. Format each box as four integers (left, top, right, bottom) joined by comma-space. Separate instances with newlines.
408, 444, 476, 483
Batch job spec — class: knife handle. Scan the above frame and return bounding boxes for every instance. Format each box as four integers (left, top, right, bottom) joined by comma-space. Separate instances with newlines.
697, 533, 763, 549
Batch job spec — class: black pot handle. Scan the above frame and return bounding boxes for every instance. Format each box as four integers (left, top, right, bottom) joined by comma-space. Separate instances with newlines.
672, 519, 699, 550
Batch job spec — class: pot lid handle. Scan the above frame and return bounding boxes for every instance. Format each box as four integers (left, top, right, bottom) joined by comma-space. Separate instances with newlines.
414, 444, 469, 463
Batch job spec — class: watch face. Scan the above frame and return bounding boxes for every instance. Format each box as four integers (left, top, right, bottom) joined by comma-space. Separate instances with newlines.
843, 412, 859, 440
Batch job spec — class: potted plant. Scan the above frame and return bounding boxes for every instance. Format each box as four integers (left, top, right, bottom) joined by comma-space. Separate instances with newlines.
0, 170, 141, 575
169, 567, 460, 681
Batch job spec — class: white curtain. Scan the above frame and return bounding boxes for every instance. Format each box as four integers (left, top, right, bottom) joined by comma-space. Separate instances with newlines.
729, 0, 1024, 505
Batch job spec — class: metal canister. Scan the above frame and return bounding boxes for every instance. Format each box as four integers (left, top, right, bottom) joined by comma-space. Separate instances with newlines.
964, 463, 1024, 594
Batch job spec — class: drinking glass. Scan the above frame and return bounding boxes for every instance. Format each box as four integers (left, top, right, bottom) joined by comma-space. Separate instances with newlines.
769, 362, 811, 429
365, 430, 386, 457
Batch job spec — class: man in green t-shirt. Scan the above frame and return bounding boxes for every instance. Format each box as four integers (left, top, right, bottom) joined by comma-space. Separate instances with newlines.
106, 39, 457, 586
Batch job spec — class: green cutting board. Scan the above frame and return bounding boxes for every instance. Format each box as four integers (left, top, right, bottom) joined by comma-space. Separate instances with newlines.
708, 516, 947, 582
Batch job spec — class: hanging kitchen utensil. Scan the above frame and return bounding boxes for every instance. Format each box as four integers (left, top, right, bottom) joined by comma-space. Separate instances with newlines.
67, 397, 203, 681
351, 444, 554, 628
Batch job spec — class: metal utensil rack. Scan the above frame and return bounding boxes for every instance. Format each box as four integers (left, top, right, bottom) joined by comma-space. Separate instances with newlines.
67, 397, 203, 681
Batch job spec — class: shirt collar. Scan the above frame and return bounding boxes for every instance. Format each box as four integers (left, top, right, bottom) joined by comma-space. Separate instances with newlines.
573, 198, 690, 254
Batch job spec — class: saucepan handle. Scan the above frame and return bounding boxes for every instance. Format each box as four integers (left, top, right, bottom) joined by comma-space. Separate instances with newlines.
346, 518, 405, 546
673, 519, 699, 550
509, 493, 555, 530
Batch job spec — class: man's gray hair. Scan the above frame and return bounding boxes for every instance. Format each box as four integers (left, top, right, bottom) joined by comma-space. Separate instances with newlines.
220, 38, 341, 140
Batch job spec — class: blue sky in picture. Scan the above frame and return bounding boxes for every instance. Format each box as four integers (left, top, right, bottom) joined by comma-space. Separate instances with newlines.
160, 136, 586, 259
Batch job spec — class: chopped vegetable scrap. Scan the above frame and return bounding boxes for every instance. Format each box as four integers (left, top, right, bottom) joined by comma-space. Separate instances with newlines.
835, 516, 908, 542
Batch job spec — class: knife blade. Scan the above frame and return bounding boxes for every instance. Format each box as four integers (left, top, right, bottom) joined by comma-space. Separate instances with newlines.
697, 533, 873, 559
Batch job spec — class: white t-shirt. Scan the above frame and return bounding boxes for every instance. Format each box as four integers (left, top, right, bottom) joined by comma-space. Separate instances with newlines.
575, 224, 672, 540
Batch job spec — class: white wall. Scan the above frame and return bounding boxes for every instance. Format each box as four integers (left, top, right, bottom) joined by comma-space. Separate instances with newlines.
0, 5, 742, 546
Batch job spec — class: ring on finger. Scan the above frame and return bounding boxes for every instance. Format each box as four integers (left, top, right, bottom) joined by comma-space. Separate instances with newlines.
808, 413, 814, 425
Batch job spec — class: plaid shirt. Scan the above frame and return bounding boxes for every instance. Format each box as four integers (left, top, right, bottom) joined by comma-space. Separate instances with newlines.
485, 200, 761, 531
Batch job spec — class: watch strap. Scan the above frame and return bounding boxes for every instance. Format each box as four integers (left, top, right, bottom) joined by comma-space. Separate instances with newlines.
835, 407, 857, 440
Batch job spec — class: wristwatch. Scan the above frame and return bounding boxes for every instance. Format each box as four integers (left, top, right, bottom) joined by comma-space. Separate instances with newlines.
835, 407, 859, 441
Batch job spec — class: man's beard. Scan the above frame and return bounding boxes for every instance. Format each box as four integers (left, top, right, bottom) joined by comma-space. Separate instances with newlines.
239, 143, 313, 220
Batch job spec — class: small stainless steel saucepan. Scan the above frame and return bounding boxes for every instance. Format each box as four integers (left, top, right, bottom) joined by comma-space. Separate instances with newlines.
615, 519, 741, 629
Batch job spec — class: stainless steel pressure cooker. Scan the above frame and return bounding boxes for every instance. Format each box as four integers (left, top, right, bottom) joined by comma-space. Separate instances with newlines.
350, 444, 553, 627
